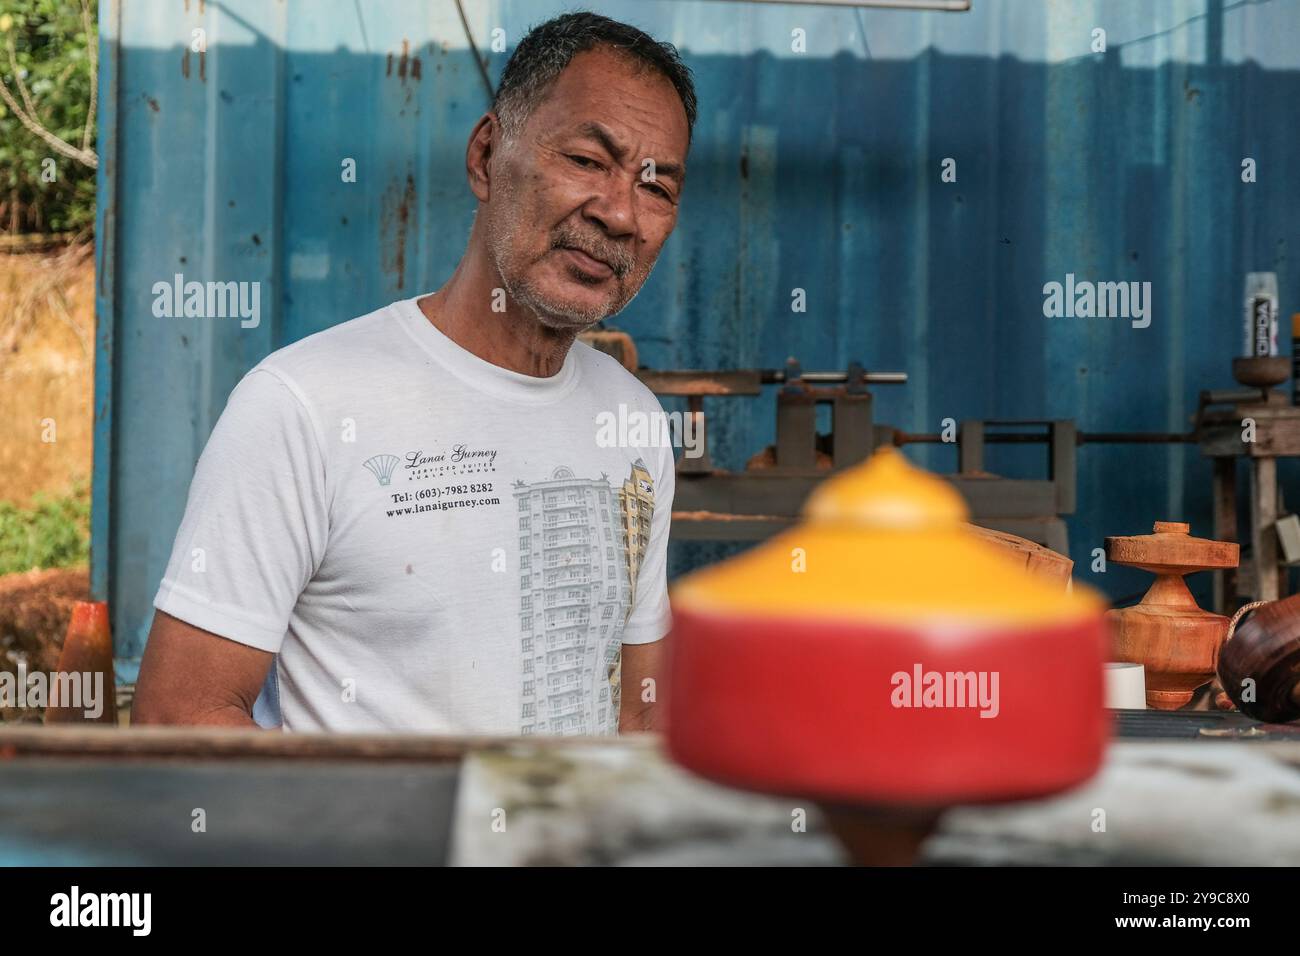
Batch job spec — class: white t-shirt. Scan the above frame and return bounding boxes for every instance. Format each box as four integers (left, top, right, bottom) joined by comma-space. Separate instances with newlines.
154, 295, 675, 735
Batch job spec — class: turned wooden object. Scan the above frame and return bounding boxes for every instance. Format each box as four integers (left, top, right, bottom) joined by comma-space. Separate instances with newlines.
668, 449, 1109, 865
1231, 355, 1291, 389
44, 601, 118, 725
1105, 522, 1239, 710
1217, 594, 1300, 722
966, 525, 1074, 590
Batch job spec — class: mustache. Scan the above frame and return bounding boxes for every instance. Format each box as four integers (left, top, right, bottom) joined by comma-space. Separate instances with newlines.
551, 226, 634, 278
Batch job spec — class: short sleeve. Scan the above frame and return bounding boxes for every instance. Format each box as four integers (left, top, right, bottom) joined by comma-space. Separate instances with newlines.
621, 440, 675, 645
153, 367, 329, 653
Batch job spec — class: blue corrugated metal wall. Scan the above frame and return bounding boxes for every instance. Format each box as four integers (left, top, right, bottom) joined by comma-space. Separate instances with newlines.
95, 0, 1300, 666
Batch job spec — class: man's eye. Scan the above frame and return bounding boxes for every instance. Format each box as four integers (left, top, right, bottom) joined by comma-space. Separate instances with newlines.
643, 183, 672, 201
567, 155, 599, 169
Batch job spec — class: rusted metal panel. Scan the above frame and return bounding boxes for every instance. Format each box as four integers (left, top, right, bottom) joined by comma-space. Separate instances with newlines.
96, 0, 1300, 666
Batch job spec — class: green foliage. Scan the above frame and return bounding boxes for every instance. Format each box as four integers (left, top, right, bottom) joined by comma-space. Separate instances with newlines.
0, 0, 97, 235
0, 481, 90, 575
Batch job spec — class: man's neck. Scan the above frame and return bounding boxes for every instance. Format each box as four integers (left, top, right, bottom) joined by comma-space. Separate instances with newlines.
416, 244, 578, 379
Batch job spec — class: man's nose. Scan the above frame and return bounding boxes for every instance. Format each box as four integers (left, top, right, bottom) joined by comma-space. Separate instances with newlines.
582, 176, 638, 240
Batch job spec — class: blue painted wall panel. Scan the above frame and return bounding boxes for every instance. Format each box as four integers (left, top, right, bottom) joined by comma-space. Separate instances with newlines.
96, 0, 1300, 662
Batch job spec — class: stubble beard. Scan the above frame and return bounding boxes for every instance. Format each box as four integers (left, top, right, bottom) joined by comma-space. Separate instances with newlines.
485, 193, 651, 331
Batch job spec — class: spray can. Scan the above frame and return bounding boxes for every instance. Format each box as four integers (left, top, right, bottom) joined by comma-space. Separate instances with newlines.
1244, 272, 1279, 357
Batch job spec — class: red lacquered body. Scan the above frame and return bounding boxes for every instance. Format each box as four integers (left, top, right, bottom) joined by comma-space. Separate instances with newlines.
667, 608, 1110, 805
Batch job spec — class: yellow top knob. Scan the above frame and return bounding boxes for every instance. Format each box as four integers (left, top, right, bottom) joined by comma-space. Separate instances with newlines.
672, 448, 1102, 628
802, 446, 969, 529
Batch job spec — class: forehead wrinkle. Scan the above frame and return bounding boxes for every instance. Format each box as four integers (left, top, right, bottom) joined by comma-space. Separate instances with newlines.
568, 119, 685, 184
574, 121, 627, 163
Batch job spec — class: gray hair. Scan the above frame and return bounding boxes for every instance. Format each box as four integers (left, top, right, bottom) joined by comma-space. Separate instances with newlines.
492, 11, 697, 144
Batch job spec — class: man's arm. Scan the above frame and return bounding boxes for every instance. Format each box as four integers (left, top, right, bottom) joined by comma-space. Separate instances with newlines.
140, 368, 328, 727
617, 425, 676, 734
131, 611, 273, 728
619, 638, 665, 732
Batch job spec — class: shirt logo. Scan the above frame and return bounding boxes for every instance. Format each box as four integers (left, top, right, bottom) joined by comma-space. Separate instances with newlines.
363, 454, 400, 486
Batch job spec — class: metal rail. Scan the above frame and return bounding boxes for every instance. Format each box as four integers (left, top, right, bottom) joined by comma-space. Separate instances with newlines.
896, 430, 1196, 446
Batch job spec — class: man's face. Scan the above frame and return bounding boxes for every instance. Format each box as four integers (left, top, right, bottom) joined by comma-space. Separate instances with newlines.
481, 48, 690, 329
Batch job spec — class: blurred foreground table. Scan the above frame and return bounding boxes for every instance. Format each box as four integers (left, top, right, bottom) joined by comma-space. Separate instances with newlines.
1, 720, 1298, 866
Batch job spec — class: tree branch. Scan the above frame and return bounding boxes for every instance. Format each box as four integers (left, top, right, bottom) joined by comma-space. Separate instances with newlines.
80, 0, 97, 153
0, 78, 97, 169
0, 32, 98, 169
7, 34, 38, 118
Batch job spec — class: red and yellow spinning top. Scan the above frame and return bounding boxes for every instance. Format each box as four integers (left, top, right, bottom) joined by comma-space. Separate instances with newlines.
666, 448, 1109, 811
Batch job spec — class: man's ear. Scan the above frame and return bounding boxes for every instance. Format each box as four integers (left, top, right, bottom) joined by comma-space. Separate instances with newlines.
465, 113, 498, 203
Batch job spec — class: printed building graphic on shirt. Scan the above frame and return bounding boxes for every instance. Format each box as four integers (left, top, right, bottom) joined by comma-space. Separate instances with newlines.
514, 459, 655, 735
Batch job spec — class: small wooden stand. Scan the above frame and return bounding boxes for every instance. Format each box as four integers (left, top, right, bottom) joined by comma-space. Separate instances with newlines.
1197, 357, 1298, 609
1105, 522, 1239, 709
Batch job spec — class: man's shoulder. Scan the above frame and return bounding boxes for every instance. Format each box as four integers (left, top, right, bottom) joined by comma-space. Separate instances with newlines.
573, 338, 677, 482
572, 337, 662, 410
258, 301, 403, 376
236, 299, 426, 413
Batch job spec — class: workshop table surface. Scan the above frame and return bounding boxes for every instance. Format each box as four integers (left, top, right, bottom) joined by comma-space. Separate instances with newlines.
1, 720, 1298, 866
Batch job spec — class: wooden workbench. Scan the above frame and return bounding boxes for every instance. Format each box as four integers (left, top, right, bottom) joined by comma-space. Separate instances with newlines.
2, 723, 1298, 866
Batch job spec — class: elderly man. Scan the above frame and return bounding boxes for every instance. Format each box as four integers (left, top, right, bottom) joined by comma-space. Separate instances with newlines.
133, 12, 695, 735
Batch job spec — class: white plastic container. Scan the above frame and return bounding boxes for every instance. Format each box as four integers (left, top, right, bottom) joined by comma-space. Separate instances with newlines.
1105, 662, 1147, 709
